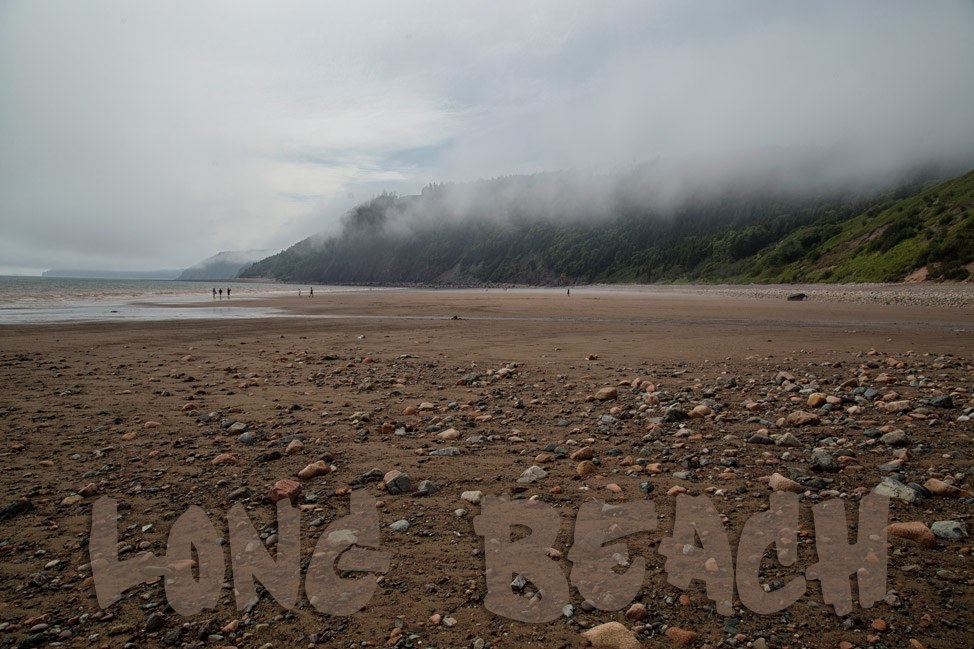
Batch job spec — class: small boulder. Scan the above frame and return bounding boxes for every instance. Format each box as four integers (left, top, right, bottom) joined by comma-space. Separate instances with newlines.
593, 387, 618, 401
580, 621, 642, 649
930, 520, 968, 540
267, 479, 302, 505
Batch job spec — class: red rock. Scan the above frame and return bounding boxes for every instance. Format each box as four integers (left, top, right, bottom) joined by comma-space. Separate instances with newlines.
665, 626, 699, 645
571, 446, 595, 461
593, 387, 618, 401
887, 521, 937, 549
924, 478, 973, 498
267, 479, 302, 504
871, 618, 887, 632
786, 410, 820, 426
297, 460, 331, 480
625, 603, 647, 621
768, 472, 803, 493
143, 420, 162, 429
807, 393, 828, 407
690, 404, 712, 418
576, 461, 597, 478
284, 439, 303, 455
211, 453, 236, 466
78, 483, 99, 497
581, 621, 642, 649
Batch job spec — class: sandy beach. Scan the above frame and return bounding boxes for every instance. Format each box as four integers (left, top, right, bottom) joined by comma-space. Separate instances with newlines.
1, 288, 972, 648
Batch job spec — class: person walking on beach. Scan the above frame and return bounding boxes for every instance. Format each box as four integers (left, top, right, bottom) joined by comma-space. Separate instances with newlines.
567, 287, 570, 296
226, 287, 230, 298
298, 288, 301, 296
310, 287, 313, 297
219, 288, 223, 299
212, 288, 216, 299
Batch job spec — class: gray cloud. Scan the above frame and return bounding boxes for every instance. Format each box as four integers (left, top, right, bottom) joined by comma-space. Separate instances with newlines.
1, 0, 972, 274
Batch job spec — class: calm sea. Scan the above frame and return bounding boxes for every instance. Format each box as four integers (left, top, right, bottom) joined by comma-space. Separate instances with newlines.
0, 276, 324, 324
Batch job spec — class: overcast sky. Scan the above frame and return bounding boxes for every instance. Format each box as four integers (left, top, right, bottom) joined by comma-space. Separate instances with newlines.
1, 1, 973, 274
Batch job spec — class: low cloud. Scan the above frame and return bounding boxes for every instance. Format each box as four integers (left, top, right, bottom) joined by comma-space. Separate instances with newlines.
1, 1, 972, 273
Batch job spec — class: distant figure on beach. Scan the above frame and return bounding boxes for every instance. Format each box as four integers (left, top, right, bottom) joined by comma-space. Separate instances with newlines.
212, 288, 216, 299
567, 287, 570, 296
310, 287, 313, 297
219, 288, 223, 298
226, 287, 231, 298
298, 288, 301, 296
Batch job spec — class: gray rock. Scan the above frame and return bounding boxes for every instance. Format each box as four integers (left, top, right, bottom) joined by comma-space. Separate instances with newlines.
874, 477, 920, 503
237, 431, 256, 445
389, 519, 410, 532
662, 407, 688, 423
414, 479, 437, 496
517, 465, 548, 484
775, 432, 801, 447
810, 449, 838, 473
460, 490, 484, 505
929, 395, 954, 409
385, 473, 413, 495
144, 613, 165, 633
931, 520, 968, 540
879, 430, 908, 446
228, 487, 251, 501
428, 447, 461, 457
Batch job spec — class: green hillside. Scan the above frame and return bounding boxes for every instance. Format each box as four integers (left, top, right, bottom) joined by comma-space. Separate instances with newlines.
241, 169, 974, 285
737, 170, 974, 282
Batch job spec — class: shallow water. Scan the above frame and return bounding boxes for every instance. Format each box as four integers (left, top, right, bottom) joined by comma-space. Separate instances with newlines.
0, 276, 345, 323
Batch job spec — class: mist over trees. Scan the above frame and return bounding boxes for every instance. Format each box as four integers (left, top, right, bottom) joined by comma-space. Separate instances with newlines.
241, 163, 974, 285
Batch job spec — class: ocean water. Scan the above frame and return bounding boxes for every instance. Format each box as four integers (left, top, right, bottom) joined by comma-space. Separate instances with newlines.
0, 276, 320, 324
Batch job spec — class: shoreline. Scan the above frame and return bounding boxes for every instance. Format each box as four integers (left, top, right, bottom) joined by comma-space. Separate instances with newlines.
1, 282, 972, 326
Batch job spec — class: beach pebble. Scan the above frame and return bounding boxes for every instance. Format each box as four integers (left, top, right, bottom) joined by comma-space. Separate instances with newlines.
786, 411, 820, 426
664, 626, 699, 645
389, 519, 410, 532
383, 470, 413, 495
593, 387, 618, 401
769, 472, 803, 493
887, 521, 937, 548
211, 452, 236, 466
576, 460, 597, 478
580, 621, 642, 649
284, 439, 303, 454
78, 483, 99, 497
874, 477, 921, 503
810, 449, 838, 472
297, 461, 331, 480
930, 520, 968, 540
460, 490, 484, 505
571, 446, 594, 461
517, 465, 547, 483
267, 479, 301, 505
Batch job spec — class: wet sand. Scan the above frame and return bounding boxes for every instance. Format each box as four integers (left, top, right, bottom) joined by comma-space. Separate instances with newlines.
0, 288, 972, 648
